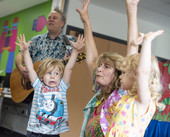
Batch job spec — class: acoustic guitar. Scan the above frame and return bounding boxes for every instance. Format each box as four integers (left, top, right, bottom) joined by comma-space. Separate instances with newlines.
10, 53, 86, 103
10, 61, 41, 103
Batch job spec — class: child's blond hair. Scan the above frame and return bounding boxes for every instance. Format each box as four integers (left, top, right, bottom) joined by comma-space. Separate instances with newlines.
118, 54, 165, 111
37, 58, 64, 80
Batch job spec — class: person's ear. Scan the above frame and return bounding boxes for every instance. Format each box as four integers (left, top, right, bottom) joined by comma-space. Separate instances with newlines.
61, 21, 65, 28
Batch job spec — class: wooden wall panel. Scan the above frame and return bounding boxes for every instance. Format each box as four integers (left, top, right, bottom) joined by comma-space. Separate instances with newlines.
109, 41, 127, 57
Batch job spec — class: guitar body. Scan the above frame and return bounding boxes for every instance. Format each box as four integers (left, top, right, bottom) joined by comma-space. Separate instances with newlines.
10, 61, 41, 103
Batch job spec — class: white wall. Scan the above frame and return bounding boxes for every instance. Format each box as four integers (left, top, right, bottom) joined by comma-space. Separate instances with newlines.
65, 0, 170, 60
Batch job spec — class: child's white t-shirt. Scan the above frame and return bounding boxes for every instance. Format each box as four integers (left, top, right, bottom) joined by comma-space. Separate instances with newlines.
27, 77, 69, 135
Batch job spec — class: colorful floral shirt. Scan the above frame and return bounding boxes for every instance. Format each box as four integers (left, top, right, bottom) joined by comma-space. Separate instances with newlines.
106, 95, 156, 137
100, 88, 126, 135
85, 107, 104, 137
80, 70, 127, 137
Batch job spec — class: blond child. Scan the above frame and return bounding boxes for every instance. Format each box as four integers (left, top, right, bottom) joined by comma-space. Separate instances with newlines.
106, 30, 165, 137
15, 34, 84, 137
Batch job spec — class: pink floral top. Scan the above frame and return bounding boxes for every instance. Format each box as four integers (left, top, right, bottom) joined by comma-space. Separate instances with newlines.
100, 88, 125, 135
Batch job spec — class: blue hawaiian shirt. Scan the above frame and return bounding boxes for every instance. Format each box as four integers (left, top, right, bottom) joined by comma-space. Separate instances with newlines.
28, 31, 76, 63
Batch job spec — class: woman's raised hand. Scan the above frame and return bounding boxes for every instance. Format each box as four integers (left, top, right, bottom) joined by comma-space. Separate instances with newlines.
76, 0, 90, 23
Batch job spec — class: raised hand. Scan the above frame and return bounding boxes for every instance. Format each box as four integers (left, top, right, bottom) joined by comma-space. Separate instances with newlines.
15, 34, 32, 79
131, 32, 144, 46
76, 0, 90, 23
143, 30, 164, 42
136, 29, 164, 113
70, 34, 85, 51
126, 0, 140, 7
131, 30, 164, 47
15, 34, 31, 52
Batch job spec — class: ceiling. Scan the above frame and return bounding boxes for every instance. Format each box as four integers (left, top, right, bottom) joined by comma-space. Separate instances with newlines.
0, 0, 170, 31
0, 0, 49, 18
90, 0, 170, 32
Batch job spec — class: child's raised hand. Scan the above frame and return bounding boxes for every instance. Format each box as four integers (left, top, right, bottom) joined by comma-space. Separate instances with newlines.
131, 30, 164, 46
143, 30, 164, 42
70, 34, 85, 51
131, 33, 144, 46
15, 34, 32, 52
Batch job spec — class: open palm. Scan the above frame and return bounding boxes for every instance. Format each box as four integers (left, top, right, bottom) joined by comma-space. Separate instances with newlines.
15, 34, 31, 52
